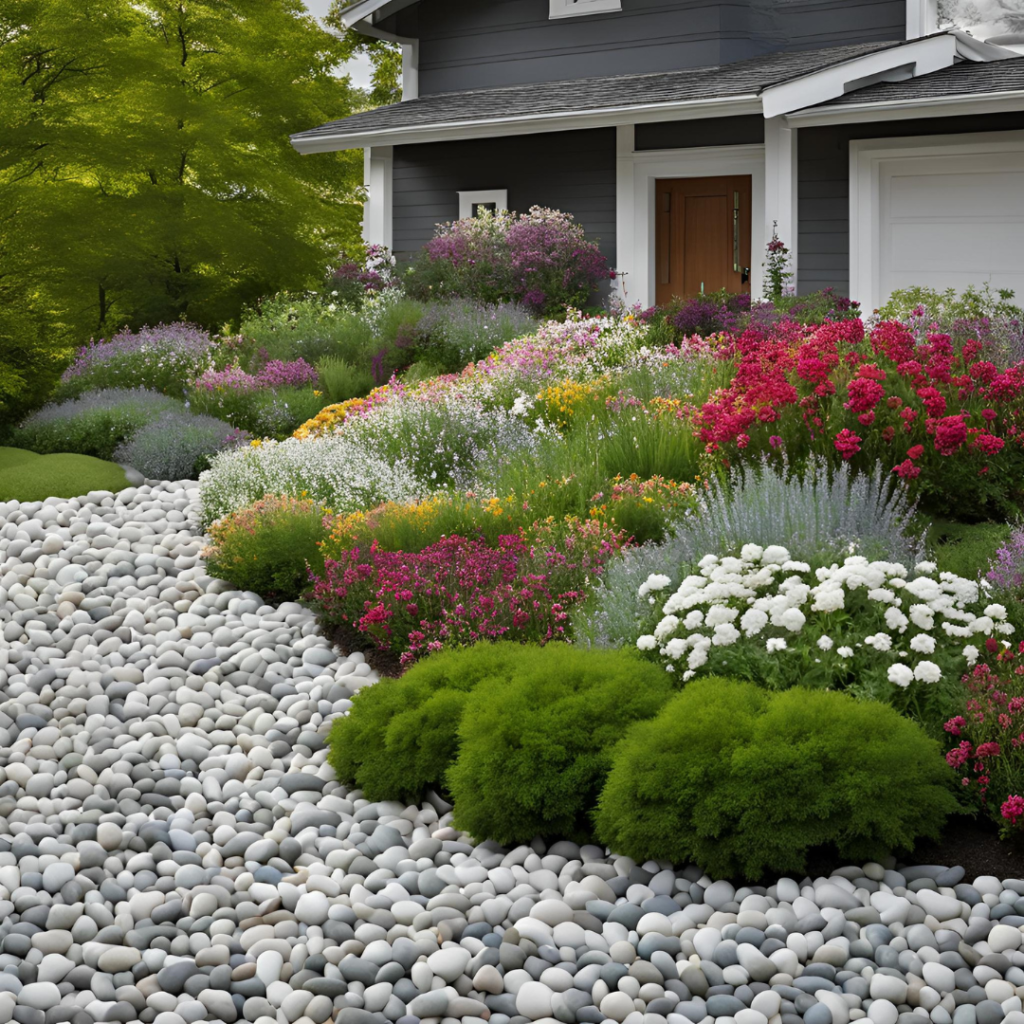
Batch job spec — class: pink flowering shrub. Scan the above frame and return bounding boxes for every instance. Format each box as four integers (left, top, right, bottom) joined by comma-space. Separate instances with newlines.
691, 316, 1024, 517
308, 520, 625, 670
193, 358, 318, 393
944, 653, 1024, 836
409, 206, 613, 316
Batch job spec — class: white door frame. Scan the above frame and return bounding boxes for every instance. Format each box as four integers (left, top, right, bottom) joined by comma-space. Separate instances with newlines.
616, 126, 769, 307
849, 130, 1024, 313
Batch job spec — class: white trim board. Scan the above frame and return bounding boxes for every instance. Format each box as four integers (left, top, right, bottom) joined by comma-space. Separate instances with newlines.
458, 190, 508, 219
363, 145, 394, 249
906, 0, 938, 39
615, 135, 767, 307
786, 91, 1024, 126
550, 0, 621, 17
849, 130, 1024, 313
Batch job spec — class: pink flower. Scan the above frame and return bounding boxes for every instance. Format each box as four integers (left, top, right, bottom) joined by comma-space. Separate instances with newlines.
768, 435, 783, 449
834, 428, 862, 461
944, 716, 966, 736
1001, 794, 1024, 825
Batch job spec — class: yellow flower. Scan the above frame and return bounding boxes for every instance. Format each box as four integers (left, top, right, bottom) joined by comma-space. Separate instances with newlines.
250, 439, 262, 447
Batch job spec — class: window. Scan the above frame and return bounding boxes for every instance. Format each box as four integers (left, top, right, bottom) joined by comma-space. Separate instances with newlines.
458, 189, 508, 220
549, 0, 622, 19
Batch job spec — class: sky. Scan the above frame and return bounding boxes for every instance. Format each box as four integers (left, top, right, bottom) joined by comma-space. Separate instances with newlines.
302, 0, 377, 89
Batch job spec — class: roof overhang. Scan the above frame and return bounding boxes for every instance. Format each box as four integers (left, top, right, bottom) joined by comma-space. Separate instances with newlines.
785, 88, 1024, 126
290, 95, 762, 154
760, 31, 1013, 118
337, 0, 417, 31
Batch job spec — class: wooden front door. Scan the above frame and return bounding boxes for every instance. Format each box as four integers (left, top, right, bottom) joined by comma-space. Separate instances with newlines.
655, 175, 752, 305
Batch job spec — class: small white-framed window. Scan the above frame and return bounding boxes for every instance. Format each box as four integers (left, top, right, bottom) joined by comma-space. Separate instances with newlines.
549, 0, 621, 19
458, 189, 508, 220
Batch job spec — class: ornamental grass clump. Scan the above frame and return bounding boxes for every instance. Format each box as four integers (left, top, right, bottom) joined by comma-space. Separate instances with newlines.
416, 298, 536, 371
447, 645, 673, 844
202, 494, 329, 601
635, 545, 1012, 731
13, 389, 183, 460
56, 323, 214, 399
595, 678, 956, 878
327, 643, 524, 802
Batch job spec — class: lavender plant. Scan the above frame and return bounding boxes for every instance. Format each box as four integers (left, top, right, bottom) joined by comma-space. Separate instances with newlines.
574, 458, 925, 648
416, 298, 537, 371
13, 389, 184, 460
56, 324, 214, 399
114, 411, 248, 481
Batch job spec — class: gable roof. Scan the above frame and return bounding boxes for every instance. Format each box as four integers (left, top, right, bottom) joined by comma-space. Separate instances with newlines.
292, 40, 904, 152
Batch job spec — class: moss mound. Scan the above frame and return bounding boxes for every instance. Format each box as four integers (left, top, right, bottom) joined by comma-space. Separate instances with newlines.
0, 449, 129, 502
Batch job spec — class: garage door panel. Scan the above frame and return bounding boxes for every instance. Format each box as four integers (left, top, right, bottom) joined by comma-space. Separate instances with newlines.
878, 149, 1024, 307
888, 171, 1024, 219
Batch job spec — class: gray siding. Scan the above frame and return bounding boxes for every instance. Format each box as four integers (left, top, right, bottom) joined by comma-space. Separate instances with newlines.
392, 128, 617, 264
385, 0, 904, 95
635, 114, 764, 151
798, 112, 1024, 297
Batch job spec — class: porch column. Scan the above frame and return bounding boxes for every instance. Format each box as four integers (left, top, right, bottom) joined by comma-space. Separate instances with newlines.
763, 117, 798, 294
363, 145, 394, 250
614, 125, 641, 307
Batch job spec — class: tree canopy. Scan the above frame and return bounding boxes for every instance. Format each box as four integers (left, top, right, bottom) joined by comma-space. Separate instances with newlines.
0, 0, 367, 421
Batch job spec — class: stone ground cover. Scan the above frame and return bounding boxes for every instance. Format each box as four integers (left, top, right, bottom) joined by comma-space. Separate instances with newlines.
2, 479, 1024, 1024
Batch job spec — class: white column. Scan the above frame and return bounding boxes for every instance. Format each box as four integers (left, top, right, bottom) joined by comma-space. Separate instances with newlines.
363, 145, 394, 250
614, 124, 638, 307
764, 116, 798, 296
906, 0, 938, 39
401, 41, 419, 101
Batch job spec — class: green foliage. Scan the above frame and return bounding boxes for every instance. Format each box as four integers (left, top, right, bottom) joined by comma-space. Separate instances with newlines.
0, 0, 366, 421
327, 643, 522, 801
324, 2, 402, 108
595, 678, 957, 879
933, 520, 1011, 580
241, 293, 425, 381
12, 390, 183, 460
0, 449, 128, 501
190, 385, 324, 440
879, 284, 1022, 324
317, 356, 375, 403
447, 646, 674, 844
204, 494, 328, 601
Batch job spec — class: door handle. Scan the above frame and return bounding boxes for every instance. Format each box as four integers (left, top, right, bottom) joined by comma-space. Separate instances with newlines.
741, 267, 750, 284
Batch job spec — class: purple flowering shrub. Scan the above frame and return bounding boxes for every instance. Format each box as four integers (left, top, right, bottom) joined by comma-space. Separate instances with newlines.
13, 389, 184, 461
114, 411, 249, 480
409, 207, 612, 317
57, 323, 214, 399
328, 244, 399, 305
989, 528, 1024, 594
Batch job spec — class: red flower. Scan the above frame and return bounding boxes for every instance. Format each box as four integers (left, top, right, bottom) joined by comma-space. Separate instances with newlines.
917, 386, 947, 418
892, 459, 921, 480
834, 428, 862, 460
881, 426, 896, 443
981, 408, 998, 422
1002, 795, 1024, 826
858, 411, 875, 427
973, 433, 1005, 456
846, 377, 886, 413
907, 445, 924, 460
933, 415, 967, 456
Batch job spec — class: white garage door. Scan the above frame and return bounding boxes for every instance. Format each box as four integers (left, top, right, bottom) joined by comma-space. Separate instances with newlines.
878, 149, 1024, 306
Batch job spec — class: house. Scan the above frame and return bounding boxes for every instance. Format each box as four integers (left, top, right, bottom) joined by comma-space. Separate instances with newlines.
291, 0, 1024, 312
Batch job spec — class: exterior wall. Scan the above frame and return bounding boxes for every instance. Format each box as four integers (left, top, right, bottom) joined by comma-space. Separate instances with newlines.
797, 111, 1024, 297
635, 114, 764, 151
392, 128, 617, 263
384, 0, 905, 95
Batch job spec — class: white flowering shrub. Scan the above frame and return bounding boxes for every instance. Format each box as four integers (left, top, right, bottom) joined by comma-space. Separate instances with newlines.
198, 433, 422, 527
636, 545, 1013, 719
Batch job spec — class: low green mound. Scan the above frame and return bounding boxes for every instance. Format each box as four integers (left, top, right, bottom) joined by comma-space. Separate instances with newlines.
0, 447, 41, 470
0, 449, 129, 502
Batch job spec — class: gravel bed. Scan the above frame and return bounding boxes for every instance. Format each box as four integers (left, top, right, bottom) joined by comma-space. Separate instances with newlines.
1, 482, 1024, 1024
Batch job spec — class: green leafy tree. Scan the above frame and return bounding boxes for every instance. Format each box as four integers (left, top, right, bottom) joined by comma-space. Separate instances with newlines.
0, 0, 368, 423
325, 3, 403, 108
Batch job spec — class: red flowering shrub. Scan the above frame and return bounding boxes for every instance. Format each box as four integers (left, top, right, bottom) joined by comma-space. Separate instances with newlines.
692, 317, 1024, 517
944, 652, 1024, 837
309, 520, 625, 669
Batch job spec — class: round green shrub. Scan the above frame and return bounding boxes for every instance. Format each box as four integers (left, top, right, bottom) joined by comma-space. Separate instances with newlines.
327, 643, 525, 802
447, 645, 675, 845
0, 451, 129, 502
595, 678, 958, 879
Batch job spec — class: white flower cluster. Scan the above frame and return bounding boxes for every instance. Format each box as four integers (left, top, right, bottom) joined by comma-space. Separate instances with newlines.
198, 433, 422, 526
636, 545, 1012, 685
